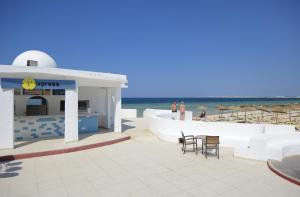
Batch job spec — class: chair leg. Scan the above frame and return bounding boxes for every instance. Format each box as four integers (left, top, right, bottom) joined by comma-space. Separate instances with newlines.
193, 143, 195, 152
205, 146, 207, 159
217, 146, 219, 159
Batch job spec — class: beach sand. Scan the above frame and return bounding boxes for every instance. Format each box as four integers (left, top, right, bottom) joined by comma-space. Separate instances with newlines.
194, 110, 300, 130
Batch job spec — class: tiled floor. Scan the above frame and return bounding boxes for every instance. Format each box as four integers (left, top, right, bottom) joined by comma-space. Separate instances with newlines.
0, 118, 300, 197
0, 129, 128, 156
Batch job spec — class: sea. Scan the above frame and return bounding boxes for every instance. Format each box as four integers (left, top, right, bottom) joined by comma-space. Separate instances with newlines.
122, 97, 300, 117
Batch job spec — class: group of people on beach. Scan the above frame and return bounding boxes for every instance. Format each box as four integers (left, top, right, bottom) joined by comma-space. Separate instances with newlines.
171, 101, 186, 120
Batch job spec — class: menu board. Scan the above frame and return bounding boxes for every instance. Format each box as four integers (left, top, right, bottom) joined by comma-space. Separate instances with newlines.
14, 89, 21, 95
52, 89, 65, 95
23, 89, 51, 95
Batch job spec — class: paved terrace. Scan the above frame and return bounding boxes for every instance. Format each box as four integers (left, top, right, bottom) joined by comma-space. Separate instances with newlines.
0, 118, 299, 197
0, 129, 129, 158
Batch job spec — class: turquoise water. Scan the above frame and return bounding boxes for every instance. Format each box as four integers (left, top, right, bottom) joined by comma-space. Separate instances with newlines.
122, 98, 300, 117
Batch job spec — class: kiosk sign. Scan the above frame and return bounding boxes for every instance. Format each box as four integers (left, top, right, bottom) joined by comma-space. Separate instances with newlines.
22, 78, 36, 90
1, 78, 76, 90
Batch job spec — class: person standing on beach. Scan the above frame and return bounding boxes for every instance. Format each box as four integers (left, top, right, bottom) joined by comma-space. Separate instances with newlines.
171, 102, 177, 112
179, 102, 186, 120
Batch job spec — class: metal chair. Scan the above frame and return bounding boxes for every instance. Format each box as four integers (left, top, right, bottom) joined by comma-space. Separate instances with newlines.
181, 131, 197, 154
204, 136, 220, 159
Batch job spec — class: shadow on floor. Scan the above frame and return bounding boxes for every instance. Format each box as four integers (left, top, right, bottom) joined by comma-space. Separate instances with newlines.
0, 161, 22, 178
15, 128, 113, 148
122, 124, 136, 132
14, 139, 42, 149
122, 119, 134, 123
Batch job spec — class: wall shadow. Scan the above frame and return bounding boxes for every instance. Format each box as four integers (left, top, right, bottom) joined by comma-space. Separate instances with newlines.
122, 119, 133, 123
0, 161, 22, 178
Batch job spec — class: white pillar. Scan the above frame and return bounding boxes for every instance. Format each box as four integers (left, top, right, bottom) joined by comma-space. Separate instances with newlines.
106, 88, 112, 129
113, 86, 121, 132
65, 87, 78, 142
0, 85, 14, 149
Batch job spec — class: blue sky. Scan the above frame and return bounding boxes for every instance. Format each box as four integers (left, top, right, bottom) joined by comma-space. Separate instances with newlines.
0, 0, 299, 97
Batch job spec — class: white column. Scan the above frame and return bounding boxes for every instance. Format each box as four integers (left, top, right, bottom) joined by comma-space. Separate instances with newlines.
0, 85, 14, 149
65, 87, 78, 142
106, 88, 112, 129
113, 86, 122, 132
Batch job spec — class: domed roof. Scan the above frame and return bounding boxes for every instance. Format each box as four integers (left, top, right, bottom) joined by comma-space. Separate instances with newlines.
12, 50, 57, 68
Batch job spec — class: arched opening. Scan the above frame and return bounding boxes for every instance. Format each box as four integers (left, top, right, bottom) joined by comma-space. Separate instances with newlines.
26, 96, 48, 116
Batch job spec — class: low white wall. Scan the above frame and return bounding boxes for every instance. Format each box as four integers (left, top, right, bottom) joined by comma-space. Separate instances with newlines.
143, 108, 192, 121
145, 109, 263, 148
144, 109, 300, 161
121, 109, 137, 118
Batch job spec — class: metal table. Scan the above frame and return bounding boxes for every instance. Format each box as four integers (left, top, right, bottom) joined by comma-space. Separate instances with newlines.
195, 135, 206, 154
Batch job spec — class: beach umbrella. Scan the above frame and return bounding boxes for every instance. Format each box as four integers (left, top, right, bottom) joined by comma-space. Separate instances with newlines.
197, 105, 207, 112
290, 103, 300, 111
216, 105, 228, 118
290, 104, 300, 119
239, 105, 257, 122
240, 105, 248, 122
229, 106, 242, 119
257, 105, 270, 118
227, 105, 237, 117
270, 105, 289, 123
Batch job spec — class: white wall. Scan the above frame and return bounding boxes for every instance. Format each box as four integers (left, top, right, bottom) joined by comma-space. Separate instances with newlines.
121, 109, 137, 118
112, 86, 121, 132
78, 87, 107, 127
144, 109, 300, 161
0, 83, 14, 149
65, 88, 78, 142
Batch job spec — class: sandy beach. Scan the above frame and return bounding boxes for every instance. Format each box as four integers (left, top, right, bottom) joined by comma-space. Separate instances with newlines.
193, 110, 300, 130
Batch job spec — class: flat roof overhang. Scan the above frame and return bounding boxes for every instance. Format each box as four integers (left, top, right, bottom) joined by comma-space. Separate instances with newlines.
0, 65, 127, 88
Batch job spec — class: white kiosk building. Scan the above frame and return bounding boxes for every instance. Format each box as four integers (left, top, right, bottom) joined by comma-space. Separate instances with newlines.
0, 50, 127, 149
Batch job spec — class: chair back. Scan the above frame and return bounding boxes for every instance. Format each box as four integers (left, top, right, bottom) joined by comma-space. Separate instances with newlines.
181, 131, 185, 141
206, 136, 219, 145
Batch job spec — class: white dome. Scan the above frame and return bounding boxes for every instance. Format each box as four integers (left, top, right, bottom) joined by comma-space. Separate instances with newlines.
12, 50, 57, 68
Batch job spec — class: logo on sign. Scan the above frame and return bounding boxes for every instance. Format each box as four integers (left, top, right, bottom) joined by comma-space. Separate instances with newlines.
22, 78, 36, 90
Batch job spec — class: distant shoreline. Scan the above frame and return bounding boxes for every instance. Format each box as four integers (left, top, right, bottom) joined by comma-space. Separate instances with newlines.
123, 96, 300, 99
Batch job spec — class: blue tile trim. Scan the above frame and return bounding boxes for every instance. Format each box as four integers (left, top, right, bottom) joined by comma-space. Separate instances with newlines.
16, 137, 23, 141
36, 117, 56, 122
41, 132, 52, 135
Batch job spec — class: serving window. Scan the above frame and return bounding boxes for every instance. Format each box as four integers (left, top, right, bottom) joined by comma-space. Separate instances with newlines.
60, 100, 90, 112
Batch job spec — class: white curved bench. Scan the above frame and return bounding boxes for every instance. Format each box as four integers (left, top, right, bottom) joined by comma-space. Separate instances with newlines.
144, 109, 299, 161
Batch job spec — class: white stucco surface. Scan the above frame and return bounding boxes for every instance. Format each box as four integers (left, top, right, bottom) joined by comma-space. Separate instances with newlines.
12, 50, 57, 68
113, 87, 122, 132
144, 109, 300, 161
121, 109, 137, 118
0, 85, 14, 149
0, 50, 127, 149
64, 88, 79, 142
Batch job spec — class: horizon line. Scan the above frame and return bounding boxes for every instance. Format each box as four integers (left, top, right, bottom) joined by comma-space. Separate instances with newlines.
122, 96, 300, 99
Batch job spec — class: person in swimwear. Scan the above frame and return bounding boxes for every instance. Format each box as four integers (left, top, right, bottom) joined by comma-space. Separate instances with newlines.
171, 102, 177, 112
179, 102, 186, 120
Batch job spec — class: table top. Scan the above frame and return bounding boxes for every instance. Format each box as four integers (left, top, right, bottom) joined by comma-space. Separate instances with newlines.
195, 135, 206, 140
